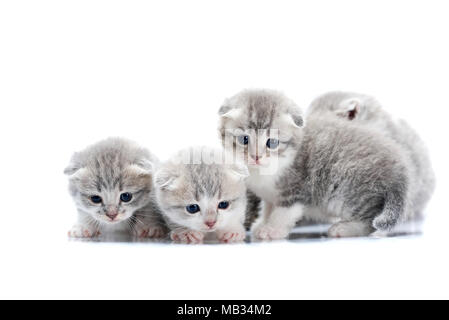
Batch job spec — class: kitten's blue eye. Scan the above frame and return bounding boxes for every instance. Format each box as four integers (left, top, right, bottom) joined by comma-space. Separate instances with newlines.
120, 192, 133, 203
266, 138, 280, 149
186, 204, 200, 214
218, 201, 229, 210
90, 195, 102, 204
238, 135, 249, 145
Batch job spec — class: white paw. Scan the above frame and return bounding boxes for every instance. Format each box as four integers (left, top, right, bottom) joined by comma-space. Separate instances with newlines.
135, 224, 167, 239
217, 226, 246, 243
68, 224, 99, 238
328, 221, 371, 238
252, 224, 290, 240
370, 230, 388, 238
170, 229, 204, 244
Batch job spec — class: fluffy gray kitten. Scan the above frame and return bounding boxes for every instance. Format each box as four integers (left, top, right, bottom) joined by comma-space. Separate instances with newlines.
308, 91, 435, 220
219, 89, 413, 239
64, 137, 167, 238
154, 147, 248, 243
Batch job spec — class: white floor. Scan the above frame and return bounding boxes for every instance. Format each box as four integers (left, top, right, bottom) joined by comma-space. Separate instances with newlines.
2, 217, 447, 300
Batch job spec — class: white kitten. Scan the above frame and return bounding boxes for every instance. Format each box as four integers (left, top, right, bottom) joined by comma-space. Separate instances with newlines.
154, 147, 248, 244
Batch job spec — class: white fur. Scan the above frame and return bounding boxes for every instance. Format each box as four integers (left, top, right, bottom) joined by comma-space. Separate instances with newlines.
170, 228, 205, 244
246, 151, 304, 240
328, 221, 373, 238
252, 203, 305, 240
154, 147, 249, 244
243, 145, 304, 240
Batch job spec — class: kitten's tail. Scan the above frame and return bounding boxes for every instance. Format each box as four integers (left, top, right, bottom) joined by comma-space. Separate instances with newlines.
372, 184, 407, 231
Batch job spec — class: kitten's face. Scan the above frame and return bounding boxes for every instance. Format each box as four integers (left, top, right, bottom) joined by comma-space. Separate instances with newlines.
68, 164, 153, 224
218, 90, 304, 174
155, 152, 248, 232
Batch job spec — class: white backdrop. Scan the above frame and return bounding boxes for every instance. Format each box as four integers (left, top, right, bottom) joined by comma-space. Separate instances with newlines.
0, 0, 448, 299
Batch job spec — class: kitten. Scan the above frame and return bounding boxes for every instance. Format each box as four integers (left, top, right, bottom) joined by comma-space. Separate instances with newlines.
219, 89, 412, 239
308, 91, 435, 220
64, 137, 167, 239
153, 147, 248, 244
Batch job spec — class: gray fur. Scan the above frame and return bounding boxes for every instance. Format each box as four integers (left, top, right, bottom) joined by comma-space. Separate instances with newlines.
308, 91, 435, 220
220, 88, 303, 132
219, 89, 304, 166
280, 117, 410, 231
154, 147, 248, 242
245, 190, 261, 230
219, 89, 414, 236
65, 137, 167, 237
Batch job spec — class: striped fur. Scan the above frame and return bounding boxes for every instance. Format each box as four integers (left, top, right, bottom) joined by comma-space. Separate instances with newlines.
65, 137, 167, 238
219, 89, 413, 239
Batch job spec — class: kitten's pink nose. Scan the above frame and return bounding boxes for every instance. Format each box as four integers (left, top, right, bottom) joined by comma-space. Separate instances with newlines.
205, 220, 216, 229
106, 211, 118, 220
250, 155, 261, 162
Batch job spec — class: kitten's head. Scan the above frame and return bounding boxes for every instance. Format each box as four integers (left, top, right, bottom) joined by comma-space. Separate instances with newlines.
154, 147, 248, 232
218, 89, 304, 173
307, 91, 384, 123
64, 138, 156, 225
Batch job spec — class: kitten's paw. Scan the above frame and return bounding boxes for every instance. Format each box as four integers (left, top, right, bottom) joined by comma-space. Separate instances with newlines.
68, 225, 99, 238
135, 225, 167, 239
252, 224, 290, 240
217, 226, 246, 243
328, 221, 372, 238
170, 230, 204, 244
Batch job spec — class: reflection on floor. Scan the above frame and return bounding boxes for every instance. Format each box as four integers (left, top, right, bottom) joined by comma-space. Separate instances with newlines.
69, 222, 423, 244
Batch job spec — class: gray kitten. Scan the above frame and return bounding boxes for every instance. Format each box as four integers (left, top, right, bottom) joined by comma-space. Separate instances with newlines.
219, 89, 413, 239
64, 137, 167, 238
308, 91, 435, 220
154, 147, 248, 243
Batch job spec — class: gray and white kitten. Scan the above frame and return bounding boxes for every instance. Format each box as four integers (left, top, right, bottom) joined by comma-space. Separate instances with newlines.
219, 89, 413, 239
308, 91, 435, 220
154, 147, 248, 243
64, 137, 167, 238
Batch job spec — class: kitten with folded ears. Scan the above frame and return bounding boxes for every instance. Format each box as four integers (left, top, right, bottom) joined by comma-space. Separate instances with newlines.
64, 137, 167, 238
307, 91, 435, 220
154, 147, 249, 244
219, 89, 414, 239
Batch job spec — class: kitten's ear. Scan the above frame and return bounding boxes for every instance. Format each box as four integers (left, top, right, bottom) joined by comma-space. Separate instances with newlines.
337, 98, 361, 120
154, 166, 181, 191
64, 165, 87, 181
64, 152, 84, 176
218, 104, 242, 120
64, 160, 83, 176
133, 158, 154, 176
282, 110, 305, 130
123, 159, 155, 181
226, 162, 249, 182
284, 105, 305, 129
218, 104, 232, 116
290, 113, 304, 127
127, 164, 152, 177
